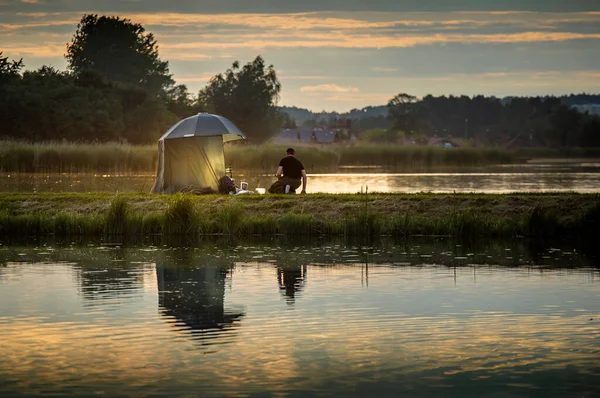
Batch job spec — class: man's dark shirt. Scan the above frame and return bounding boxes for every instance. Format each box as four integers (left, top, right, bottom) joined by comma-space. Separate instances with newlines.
279, 156, 305, 179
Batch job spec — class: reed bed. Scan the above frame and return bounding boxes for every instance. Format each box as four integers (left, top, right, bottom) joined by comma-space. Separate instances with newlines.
5, 141, 600, 174
1, 192, 598, 242
514, 147, 600, 159
0, 140, 156, 173
1, 141, 525, 174
225, 145, 340, 172
337, 146, 516, 168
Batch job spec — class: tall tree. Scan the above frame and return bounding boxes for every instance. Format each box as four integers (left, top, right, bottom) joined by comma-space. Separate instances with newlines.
0, 52, 23, 86
387, 93, 419, 135
199, 56, 282, 143
66, 14, 174, 94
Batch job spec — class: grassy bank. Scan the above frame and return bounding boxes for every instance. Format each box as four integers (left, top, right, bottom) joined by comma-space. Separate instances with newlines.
1, 192, 598, 241
0, 141, 524, 173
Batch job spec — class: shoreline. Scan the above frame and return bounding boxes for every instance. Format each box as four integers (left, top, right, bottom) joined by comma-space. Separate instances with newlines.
1, 192, 599, 240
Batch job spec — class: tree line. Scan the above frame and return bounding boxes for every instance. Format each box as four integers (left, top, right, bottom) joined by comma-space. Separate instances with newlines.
283, 94, 600, 147
1, 14, 599, 147
0, 15, 285, 144
384, 93, 600, 147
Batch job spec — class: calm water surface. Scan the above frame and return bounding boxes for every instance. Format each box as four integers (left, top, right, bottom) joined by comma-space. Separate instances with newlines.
2, 160, 600, 193
0, 240, 599, 397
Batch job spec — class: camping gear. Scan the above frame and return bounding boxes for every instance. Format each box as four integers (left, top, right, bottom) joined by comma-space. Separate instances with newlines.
152, 114, 246, 194
218, 176, 237, 194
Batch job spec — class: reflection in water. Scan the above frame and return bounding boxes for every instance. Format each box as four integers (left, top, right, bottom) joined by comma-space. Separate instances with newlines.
157, 262, 244, 344
276, 264, 307, 305
0, 241, 599, 397
76, 265, 145, 305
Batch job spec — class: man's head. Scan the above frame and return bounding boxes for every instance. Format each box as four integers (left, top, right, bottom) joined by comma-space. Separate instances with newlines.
286, 148, 295, 156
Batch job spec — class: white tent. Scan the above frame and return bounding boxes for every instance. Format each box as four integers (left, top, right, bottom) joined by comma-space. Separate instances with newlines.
151, 114, 246, 194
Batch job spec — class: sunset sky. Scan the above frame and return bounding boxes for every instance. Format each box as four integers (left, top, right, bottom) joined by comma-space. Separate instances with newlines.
1, 0, 600, 111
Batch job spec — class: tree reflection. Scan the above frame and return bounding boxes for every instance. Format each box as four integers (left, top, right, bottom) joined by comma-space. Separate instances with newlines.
75, 247, 146, 305
156, 258, 244, 346
276, 264, 307, 305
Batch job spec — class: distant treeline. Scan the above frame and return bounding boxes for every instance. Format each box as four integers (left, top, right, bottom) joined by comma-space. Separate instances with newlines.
282, 94, 600, 148
0, 13, 599, 148
280, 94, 600, 127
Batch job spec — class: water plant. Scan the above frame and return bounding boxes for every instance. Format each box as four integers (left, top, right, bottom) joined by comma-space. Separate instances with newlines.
105, 195, 128, 236
215, 202, 245, 235
162, 193, 196, 235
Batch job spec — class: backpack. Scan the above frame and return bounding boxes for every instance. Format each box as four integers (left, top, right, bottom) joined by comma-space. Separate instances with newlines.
218, 176, 236, 194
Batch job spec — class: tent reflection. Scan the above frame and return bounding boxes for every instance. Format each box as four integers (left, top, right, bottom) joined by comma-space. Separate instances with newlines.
156, 262, 244, 346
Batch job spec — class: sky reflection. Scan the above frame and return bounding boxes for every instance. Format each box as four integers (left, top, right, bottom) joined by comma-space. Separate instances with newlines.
0, 243, 598, 397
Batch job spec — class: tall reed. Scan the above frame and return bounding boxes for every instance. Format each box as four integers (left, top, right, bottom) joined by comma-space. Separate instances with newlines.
215, 203, 244, 235
162, 194, 197, 236
225, 144, 339, 172
2, 140, 525, 174
0, 140, 156, 173
105, 195, 128, 236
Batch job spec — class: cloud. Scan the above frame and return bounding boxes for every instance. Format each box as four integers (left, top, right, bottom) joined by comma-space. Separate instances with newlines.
300, 84, 360, 93
2, 8, 599, 110
3, 11, 600, 59
173, 72, 217, 83
324, 93, 393, 103
157, 50, 213, 60
1, 42, 66, 58
172, 31, 600, 49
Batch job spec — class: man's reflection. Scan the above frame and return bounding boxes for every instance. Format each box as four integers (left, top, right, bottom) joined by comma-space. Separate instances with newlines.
277, 264, 307, 305
156, 262, 244, 345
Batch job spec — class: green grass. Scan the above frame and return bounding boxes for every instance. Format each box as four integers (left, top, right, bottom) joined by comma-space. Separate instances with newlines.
1, 192, 599, 241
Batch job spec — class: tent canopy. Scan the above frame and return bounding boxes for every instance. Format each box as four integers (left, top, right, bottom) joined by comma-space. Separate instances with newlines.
152, 114, 246, 194
159, 113, 246, 143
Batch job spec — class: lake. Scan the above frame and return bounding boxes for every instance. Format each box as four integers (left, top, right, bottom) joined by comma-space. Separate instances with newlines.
1, 239, 598, 397
2, 159, 600, 193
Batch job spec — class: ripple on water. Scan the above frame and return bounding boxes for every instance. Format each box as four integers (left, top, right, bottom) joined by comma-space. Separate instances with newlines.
0, 244, 598, 397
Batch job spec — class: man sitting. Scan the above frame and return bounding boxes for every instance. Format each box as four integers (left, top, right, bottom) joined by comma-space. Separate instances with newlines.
268, 148, 307, 194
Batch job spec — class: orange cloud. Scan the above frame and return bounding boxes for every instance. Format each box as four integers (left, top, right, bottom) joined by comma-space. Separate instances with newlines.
155, 31, 600, 51
173, 72, 217, 83
3, 11, 600, 60
1, 42, 66, 58
324, 93, 394, 103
